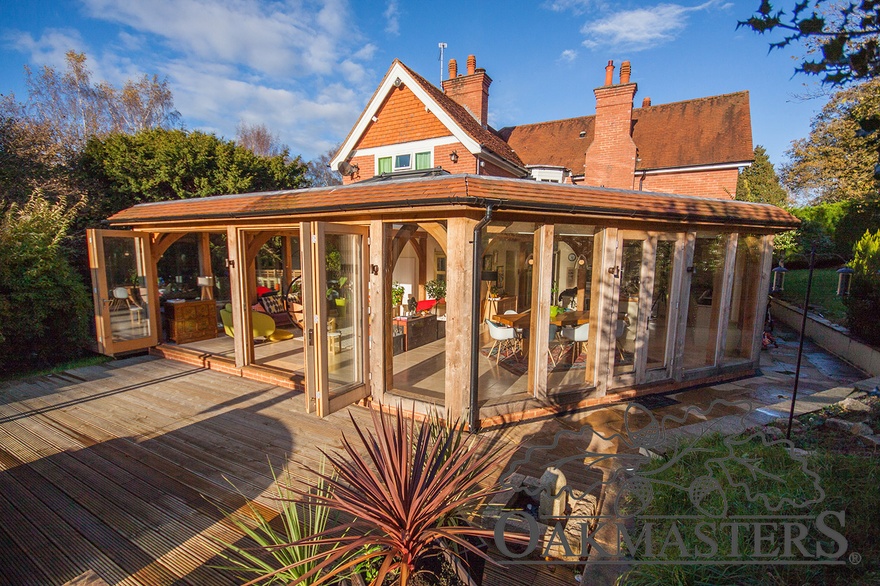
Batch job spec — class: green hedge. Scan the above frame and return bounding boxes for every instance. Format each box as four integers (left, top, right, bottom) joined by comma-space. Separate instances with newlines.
0, 193, 91, 375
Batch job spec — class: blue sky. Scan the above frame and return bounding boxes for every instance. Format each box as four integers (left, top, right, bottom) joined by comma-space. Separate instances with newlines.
1, 0, 826, 168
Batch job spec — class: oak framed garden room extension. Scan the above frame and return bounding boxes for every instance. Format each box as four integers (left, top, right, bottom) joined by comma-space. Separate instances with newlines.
86, 172, 798, 429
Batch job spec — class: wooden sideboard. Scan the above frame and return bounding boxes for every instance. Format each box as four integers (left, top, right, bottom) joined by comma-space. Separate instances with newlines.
164, 299, 217, 344
393, 314, 444, 352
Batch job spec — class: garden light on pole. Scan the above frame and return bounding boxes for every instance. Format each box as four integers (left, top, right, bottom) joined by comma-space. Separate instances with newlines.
836, 266, 854, 296
771, 261, 788, 293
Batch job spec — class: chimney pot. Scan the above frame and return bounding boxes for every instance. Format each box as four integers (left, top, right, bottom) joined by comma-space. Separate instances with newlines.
467, 54, 476, 76
604, 60, 614, 86
620, 60, 631, 84
642, 96, 651, 107
448, 59, 458, 79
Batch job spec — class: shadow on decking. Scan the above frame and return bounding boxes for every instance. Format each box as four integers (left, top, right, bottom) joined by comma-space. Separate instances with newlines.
0, 361, 304, 585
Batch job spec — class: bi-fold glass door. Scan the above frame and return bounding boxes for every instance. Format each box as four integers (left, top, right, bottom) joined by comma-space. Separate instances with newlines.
87, 229, 159, 356
301, 222, 370, 416
607, 231, 683, 388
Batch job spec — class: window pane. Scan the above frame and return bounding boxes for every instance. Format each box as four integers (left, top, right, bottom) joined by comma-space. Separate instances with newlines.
614, 239, 643, 375
724, 235, 762, 362
646, 239, 676, 372
378, 157, 392, 174
415, 151, 431, 170
394, 154, 411, 169
683, 234, 728, 370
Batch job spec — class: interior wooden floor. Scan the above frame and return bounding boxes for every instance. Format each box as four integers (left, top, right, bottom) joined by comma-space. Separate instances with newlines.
175, 325, 597, 415
0, 356, 582, 586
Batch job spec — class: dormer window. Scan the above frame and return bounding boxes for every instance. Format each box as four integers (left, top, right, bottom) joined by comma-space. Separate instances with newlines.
395, 154, 412, 170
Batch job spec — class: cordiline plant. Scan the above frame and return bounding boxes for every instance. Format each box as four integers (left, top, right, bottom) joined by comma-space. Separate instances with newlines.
248, 408, 525, 586
214, 463, 342, 585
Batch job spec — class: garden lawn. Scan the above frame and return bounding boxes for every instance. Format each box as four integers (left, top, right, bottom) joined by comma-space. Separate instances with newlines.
776, 268, 848, 325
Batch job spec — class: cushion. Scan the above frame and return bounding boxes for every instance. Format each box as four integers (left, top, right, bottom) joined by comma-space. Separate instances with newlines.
260, 293, 287, 315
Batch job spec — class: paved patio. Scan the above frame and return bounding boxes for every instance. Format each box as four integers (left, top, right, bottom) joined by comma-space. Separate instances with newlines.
0, 323, 866, 585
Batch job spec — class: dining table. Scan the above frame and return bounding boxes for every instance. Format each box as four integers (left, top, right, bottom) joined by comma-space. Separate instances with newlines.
492, 309, 590, 329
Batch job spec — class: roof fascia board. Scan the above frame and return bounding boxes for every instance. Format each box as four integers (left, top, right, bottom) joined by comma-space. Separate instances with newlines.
331, 62, 481, 169
480, 150, 529, 177
353, 135, 459, 158
637, 161, 752, 174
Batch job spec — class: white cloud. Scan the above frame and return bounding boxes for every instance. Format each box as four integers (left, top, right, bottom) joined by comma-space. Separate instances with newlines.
543, 0, 596, 14
580, 1, 718, 51
559, 49, 578, 62
80, 0, 362, 78
384, 1, 400, 36
2, 28, 89, 71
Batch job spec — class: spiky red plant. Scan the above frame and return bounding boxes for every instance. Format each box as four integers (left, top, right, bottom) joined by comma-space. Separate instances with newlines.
246, 408, 523, 586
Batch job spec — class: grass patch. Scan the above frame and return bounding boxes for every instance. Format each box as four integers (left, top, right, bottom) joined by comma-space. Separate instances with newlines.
775, 268, 848, 325
617, 432, 880, 586
0, 353, 112, 382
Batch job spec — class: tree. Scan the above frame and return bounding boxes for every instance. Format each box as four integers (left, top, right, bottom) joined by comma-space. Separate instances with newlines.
305, 145, 342, 187
740, 0, 880, 84
735, 145, 790, 206
781, 78, 880, 202
845, 229, 880, 343
0, 192, 91, 374
18, 50, 179, 156
79, 128, 309, 222
0, 100, 78, 207
235, 121, 286, 157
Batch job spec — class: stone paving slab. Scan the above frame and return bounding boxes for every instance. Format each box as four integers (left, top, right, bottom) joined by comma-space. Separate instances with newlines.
757, 385, 867, 419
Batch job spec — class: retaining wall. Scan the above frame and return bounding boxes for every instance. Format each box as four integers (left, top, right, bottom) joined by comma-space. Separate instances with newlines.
771, 297, 880, 376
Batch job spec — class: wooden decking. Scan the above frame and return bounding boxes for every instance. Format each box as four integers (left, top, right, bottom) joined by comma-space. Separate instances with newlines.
0, 356, 580, 586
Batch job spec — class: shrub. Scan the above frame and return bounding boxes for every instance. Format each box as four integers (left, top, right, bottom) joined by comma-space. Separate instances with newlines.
0, 192, 91, 375
261, 409, 524, 586
845, 229, 880, 345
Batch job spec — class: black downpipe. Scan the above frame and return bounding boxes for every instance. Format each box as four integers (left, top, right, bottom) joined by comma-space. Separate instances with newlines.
469, 204, 495, 433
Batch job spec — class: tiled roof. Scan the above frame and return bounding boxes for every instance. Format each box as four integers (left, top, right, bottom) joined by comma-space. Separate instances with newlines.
108, 174, 798, 230
498, 92, 753, 173
398, 62, 525, 167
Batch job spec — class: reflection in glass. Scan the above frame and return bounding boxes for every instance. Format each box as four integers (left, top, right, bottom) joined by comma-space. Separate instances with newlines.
546, 225, 595, 392
325, 232, 363, 392
614, 240, 643, 375
103, 236, 150, 342
646, 240, 676, 372
724, 235, 762, 362
477, 223, 535, 407
683, 234, 727, 370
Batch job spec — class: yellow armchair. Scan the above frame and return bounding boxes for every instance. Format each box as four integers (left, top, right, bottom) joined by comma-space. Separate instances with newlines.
220, 304, 294, 342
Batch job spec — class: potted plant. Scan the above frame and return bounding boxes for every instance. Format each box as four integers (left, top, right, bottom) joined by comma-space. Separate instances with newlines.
425, 278, 447, 316
392, 282, 405, 316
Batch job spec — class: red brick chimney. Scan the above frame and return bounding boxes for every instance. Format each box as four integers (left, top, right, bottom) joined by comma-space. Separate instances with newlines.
583, 60, 638, 189
441, 54, 492, 128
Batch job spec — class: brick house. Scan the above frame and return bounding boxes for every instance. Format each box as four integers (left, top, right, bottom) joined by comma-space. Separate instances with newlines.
332, 56, 753, 200
91, 56, 797, 426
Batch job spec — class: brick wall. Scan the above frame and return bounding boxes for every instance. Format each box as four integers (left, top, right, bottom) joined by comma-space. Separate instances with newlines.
638, 168, 739, 199
434, 143, 476, 174
356, 85, 449, 150
478, 158, 519, 178
583, 83, 638, 189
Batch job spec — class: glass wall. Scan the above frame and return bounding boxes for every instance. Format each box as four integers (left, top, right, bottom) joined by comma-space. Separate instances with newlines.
724, 234, 763, 362
682, 233, 728, 370
325, 231, 364, 392
645, 238, 677, 373
547, 225, 596, 392
613, 238, 644, 376
157, 235, 200, 301
103, 235, 151, 342
477, 222, 536, 407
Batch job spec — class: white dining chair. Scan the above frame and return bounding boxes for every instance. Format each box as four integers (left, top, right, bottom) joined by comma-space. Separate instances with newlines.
562, 322, 590, 362
485, 319, 517, 364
